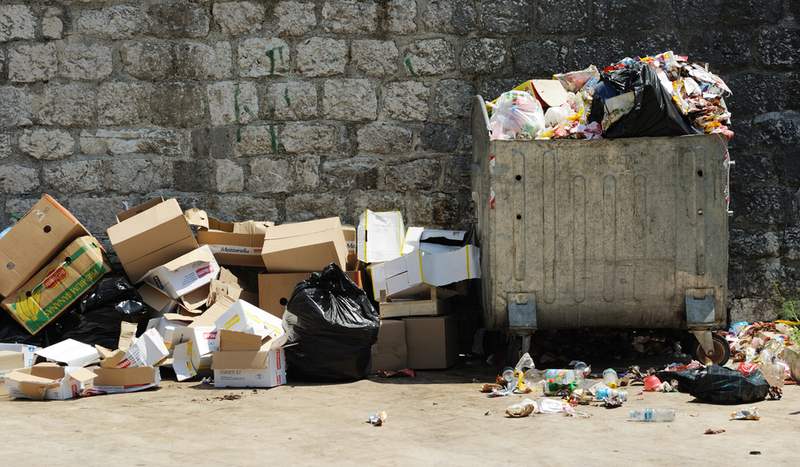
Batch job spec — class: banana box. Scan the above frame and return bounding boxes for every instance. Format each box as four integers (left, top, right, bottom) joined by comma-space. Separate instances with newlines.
1, 236, 112, 335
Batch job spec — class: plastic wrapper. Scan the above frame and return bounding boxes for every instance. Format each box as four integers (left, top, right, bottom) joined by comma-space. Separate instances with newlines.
488, 91, 545, 141
506, 398, 539, 417
282, 263, 380, 382
731, 407, 760, 420
554, 65, 600, 93
50, 274, 149, 349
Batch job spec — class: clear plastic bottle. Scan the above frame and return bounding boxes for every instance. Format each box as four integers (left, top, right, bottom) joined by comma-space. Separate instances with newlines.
603, 368, 619, 388
630, 408, 676, 422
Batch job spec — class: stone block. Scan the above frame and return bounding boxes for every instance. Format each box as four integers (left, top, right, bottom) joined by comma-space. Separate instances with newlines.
284, 193, 346, 222
688, 31, 752, 73
512, 40, 568, 77
206, 196, 279, 222
238, 37, 290, 77
535, 0, 587, 34
386, 0, 416, 34
0, 165, 38, 194
59, 44, 113, 81
322, 157, 380, 192
296, 155, 320, 189
98, 82, 150, 126
176, 41, 232, 80
296, 37, 347, 77
725, 0, 782, 26
173, 160, 212, 192
421, 123, 459, 153
274, 1, 317, 36
43, 160, 103, 194
65, 197, 127, 237
460, 38, 506, 75
264, 82, 318, 120
352, 40, 398, 77
405, 192, 460, 227
215, 159, 244, 193
39, 84, 96, 127
382, 81, 429, 122
404, 39, 455, 76
249, 157, 293, 193
151, 82, 206, 128
349, 192, 404, 220
213, 2, 265, 35
43, 7, 65, 39
321, 1, 378, 34
323, 79, 377, 121
481, 0, 532, 34
0, 86, 34, 127
775, 148, 800, 185
0, 134, 9, 158
421, 0, 476, 35
147, 3, 210, 39
631, 35, 683, 59
103, 159, 172, 194
357, 122, 412, 154
753, 111, 800, 146
434, 80, 474, 121
281, 123, 336, 154
571, 37, 626, 70
728, 153, 772, 185
121, 42, 173, 81
80, 129, 185, 157
76, 5, 144, 39
8, 43, 57, 83
19, 129, 75, 161
386, 159, 440, 192
193, 127, 233, 159
0, 5, 36, 42
208, 81, 258, 126
729, 229, 780, 259
729, 298, 777, 324
785, 228, 800, 260
757, 28, 800, 70
738, 186, 797, 224
595, 0, 660, 31
234, 125, 277, 156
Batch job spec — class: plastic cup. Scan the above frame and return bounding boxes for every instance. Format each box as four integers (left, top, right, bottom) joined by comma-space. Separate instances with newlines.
644, 375, 662, 391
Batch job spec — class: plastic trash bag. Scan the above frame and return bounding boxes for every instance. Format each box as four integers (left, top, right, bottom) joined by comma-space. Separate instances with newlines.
0, 309, 63, 347
282, 263, 380, 382
660, 365, 769, 404
488, 91, 545, 141
53, 274, 150, 349
590, 61, 698, 138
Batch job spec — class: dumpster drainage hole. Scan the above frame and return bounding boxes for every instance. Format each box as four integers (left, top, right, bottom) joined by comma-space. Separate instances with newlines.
697, 170, 703, 177
516, 214, 522, 220
515, 175, 521, 181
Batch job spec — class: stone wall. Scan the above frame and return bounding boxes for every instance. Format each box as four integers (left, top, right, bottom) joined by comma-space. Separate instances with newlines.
0, 1, 798, 322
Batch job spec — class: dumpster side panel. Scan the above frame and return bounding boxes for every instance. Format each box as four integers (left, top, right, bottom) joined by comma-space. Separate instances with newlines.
472, 97, 728, 332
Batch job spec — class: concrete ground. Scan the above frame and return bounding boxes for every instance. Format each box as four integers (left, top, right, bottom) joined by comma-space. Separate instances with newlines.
3, 356, 798, 467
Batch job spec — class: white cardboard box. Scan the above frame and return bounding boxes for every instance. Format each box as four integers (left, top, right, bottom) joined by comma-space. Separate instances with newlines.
5, 363, 96, 400
212, 335, 288, 388
143, 245, 220, 299
91, 366, 160, 394
0, 343, 39, 368
357, 210, 405, 263
402, 227, 468, 255
36, 339, 100, 367
190, 326, 218, 371
116, 328, 169, 368
172, 342, 196, 381
214, 300, 284, 349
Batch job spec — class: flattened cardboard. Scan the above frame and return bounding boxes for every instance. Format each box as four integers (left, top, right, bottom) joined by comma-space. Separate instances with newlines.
357, 210, 405, 263
188, 294, 236, 328
2, 236, 112, 335
138, 283, 179, 316
261, 217, 348, 273
91, 366, 159, 393
186, 209, 274, 267
0, 194, 91, 298
257, 271, 363, 319
5, 364, 96, 400
143, 245, 219, 300
403, 314, 459, 370
370, 319, 407, 373
107, 197, 198, 284
36, 339, 100, 367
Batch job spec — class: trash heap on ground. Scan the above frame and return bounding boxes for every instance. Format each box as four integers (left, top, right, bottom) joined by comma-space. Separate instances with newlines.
0, 196, 480, 400
487, 51, 733, 142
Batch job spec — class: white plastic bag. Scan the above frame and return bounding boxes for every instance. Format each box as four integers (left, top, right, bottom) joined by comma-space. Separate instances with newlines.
488, 91, 545, 141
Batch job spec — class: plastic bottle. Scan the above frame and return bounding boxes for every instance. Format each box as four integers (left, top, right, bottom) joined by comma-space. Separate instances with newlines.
596, 388, 627, 401
629, 408, 676, 422
542, 369, 585, 396
603, 368, 619, 388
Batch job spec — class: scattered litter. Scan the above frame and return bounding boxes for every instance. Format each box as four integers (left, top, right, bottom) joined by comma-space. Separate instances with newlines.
731, 407, 761, 421
704, 429, 725, 435
378, 369, 415, 378
367, 411, 387, 426
505, 398, 538, 418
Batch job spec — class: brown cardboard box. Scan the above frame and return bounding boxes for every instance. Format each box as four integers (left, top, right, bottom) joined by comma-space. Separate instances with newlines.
343, 225, 359, 271
218, 329, 262, 351
185, 209, 274, 267
0, 350, 25, 396
2, 236, 112, 335
403, 314, 458, 370
0, 195, 91, 298
370, 319, 407, 373
107, 197, 198, 284
261, 217, 348, 273
257, 271, 363, 319
90, 366, 159, 393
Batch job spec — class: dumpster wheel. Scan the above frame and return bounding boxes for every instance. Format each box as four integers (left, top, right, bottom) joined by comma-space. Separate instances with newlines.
691, 332, 730, 365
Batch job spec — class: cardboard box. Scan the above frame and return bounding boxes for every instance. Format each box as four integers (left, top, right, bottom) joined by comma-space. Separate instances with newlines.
5, 363, 96, 400
402, 227, 469, 255
0, 350, 25, 396
186, 209, 274, 267
172, 342, 196, 381
214, 299, 284, 343
261, 217, 348, 273
91, 366, 160, 393
2, 236, 112, 335
0, 343, 39, 368
343, 225, 359, 271
147, 313, 193, 355
257, 270, 364, 319
107, 197, 198, 284
188, 294, 236, 328
138, 283, 179, 316
218, 329, 262, 351
190, 326, 218, 371
370, 319, 407, 373
404, 314, 458, 370
357, 210, 404, 263
116, 328, 169, 368
143, 245, 219, 300
488, 79, 569, 112
212, 334, 288, 388
36, 338, 100, 367
0, 195, 91, 298
379, 287, 451, 319
369, 245, 479, 300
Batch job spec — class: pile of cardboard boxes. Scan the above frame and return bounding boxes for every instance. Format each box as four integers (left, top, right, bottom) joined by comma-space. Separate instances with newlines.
0, 196, 479, 400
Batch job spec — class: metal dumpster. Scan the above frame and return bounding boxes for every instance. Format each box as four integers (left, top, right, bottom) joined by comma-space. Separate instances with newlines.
470, 96, 733, 363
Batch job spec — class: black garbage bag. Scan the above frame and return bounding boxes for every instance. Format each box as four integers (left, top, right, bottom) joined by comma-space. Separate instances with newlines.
0, 309, 63, 347
52, 274, 150, 349
282, 263, 380, 382
590, 61, 698, 138
663, 365, 769, 404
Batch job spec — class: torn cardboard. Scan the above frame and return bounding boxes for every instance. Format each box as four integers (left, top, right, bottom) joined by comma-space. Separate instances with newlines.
172, 342, 196, 381
186, 209, 274, 267
91, 366, 160, 394
116, 328, 169, 368
138, 282, 179, 316
5, 363, 96, 400
143, 245, 220, 300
